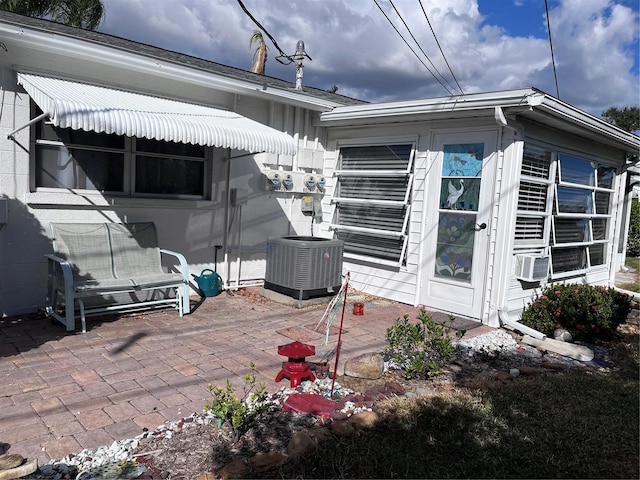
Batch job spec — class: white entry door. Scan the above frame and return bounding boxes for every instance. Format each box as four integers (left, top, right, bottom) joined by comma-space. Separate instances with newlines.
420, 131, 498, 318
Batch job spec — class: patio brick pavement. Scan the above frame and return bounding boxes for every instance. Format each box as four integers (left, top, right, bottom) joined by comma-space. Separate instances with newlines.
0, 288, 490, 466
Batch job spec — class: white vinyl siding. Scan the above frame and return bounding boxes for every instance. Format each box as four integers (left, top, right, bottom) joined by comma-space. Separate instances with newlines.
331, 144, 414, 265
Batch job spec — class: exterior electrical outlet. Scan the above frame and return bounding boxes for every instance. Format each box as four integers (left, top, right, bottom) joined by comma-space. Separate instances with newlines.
264, 236, 343, 300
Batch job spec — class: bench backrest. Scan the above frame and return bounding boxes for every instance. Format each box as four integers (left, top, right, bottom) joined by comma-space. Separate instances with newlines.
50, 223, 114, 284
50, 222, 164, 282
108, 222, 164, 278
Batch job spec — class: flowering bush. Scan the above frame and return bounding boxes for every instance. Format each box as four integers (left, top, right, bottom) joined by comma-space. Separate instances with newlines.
520, 284, 632, 341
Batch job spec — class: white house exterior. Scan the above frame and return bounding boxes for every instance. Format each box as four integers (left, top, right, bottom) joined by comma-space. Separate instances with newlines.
318, 96, 639, 328
1, 11, 638, 329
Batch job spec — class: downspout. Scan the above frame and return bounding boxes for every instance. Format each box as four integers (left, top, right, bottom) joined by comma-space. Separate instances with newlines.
493, 107, 547, 340
224, 95, 241, 289
227, 94, 243, 289
611, 169, 629, 281
235, 204, 242, 289
223, 148, 232, 290
292, 107, 301, 171
618, 169, 632, 272
499, 312, 546, 339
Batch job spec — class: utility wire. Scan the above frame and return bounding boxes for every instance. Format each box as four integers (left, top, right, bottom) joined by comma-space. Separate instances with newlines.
544, 0, 560, 98
418, 0, 463, 95
236, 0, 292, 61
373, 0, 455, 96
388, 0, 459, 95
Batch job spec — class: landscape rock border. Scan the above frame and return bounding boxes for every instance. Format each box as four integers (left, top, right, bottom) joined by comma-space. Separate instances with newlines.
20, 325, 623, 480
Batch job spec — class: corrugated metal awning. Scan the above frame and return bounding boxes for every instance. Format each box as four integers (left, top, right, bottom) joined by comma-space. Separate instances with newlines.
16, 73, 297, 155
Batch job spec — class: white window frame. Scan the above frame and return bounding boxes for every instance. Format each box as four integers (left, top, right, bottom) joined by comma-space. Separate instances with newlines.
514, 144, 556, 248
330, 142, 415, 266
29, 103, 211, 200
515, 143, 616, 279
550, 153, 615, 277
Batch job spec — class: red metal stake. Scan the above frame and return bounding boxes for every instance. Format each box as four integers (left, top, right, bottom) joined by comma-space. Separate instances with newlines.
330, 272, 349, 397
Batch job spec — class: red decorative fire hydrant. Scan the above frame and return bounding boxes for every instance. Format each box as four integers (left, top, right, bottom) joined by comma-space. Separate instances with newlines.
275, 341, 316, 388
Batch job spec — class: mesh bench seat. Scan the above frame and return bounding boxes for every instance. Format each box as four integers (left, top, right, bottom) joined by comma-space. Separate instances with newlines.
46, 222, 190, 332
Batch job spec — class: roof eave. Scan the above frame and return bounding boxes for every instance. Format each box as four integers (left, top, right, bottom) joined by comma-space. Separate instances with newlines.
319, 88, 540, 125
519, 95, 640, 153
320, 89, 640, 154
0, 18, 343, 112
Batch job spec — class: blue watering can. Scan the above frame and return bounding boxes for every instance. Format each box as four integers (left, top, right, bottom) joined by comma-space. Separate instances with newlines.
192, 269, 222, 297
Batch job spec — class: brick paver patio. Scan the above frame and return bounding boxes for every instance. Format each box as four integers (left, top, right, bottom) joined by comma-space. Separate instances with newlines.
0, 289, 489, 466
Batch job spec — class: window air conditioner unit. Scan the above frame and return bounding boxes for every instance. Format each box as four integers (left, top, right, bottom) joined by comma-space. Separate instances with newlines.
515, 254, 550, 282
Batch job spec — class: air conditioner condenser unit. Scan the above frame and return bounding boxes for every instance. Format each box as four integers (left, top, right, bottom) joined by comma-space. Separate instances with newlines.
515, 254, 550, 282
265, 236, 343, 300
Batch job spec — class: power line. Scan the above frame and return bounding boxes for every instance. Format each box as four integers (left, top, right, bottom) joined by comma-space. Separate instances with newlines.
388, 0, 460, 95
372, 0, 456, 96
235, 0, 291, 61
418, 0, 463, 95
544, 0, 560, 98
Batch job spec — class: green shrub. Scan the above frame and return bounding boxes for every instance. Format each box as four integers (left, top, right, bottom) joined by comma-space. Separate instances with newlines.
520, 284, 632, 340
203, 362, 268, 443
385, 308, 463, 379
627, 199, 640, 257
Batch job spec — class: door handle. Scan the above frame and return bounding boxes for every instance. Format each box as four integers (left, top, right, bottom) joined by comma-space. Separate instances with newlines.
472, 222, 487, 231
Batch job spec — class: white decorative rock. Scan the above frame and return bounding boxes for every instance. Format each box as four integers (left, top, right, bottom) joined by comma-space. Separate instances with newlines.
553, 328, 573, 342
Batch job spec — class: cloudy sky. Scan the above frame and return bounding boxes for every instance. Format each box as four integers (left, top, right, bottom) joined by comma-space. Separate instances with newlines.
98, 0, 639, 116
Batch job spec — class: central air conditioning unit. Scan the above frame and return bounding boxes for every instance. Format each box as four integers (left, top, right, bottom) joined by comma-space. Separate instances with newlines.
264, 236, 343, 300
515, 254, 550, 282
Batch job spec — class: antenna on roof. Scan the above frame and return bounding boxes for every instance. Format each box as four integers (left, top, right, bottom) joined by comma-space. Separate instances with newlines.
276, 40, 312, 91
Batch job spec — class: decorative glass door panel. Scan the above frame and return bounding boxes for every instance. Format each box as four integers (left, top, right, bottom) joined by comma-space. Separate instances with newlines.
435, 143, 485, 282
435, 213, 475, 279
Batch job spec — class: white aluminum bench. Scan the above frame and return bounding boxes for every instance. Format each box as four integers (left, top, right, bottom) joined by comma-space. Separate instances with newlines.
46, 222, 190, 332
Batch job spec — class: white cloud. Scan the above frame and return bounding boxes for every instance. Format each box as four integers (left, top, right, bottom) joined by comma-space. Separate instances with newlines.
99, 0, 639, 114
543, 0, 639, 111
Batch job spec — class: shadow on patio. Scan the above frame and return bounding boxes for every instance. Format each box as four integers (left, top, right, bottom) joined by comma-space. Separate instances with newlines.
0, 288, 446, 466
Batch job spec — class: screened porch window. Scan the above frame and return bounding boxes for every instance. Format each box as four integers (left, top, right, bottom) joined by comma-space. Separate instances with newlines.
515, 145, 616, 278
32, 105, 208, 199
551, 154, 614, 273
331, 144, 414, 265
515, 145, 554, 245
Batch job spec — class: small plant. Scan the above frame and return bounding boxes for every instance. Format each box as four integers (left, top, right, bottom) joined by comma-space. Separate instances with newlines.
385, 308, 463, 379
520, 284, 632, 341
627, 199, 639, 257
204, 362, 269, 443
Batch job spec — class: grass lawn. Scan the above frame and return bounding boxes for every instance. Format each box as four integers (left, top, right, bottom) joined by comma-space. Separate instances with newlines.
273, 318, 640, 479
626, 257, 640, 271
620, 257, 640, 293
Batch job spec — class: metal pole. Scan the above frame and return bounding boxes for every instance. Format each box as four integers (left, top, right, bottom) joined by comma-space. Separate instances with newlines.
7, 112, 49, 139
330, 272, 350, 397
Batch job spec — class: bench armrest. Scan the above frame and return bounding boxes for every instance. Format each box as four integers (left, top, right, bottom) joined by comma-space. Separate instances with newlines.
45, 253, 77, 331
159, 248, 191, 315
46, 253, 74, 290
159, 249, 189, 281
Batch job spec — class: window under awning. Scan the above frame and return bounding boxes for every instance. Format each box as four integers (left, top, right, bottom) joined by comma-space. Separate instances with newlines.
15, 73, 297, 156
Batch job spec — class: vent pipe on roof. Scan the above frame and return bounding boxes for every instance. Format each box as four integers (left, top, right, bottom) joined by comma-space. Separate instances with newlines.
294, 40, 311, 91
